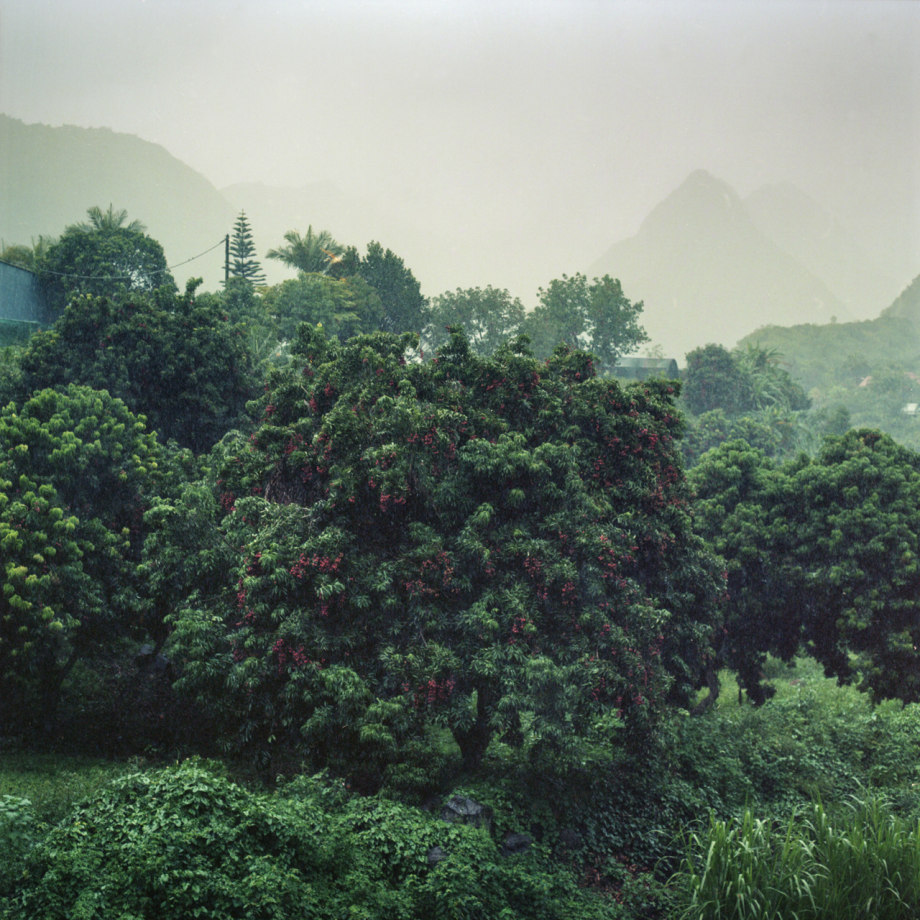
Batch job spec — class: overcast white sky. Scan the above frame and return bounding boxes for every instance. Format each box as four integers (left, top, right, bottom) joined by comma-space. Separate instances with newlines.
2, 0, 918, 300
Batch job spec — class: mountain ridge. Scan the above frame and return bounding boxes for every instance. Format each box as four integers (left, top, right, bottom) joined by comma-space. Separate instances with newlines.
589, 169, 865, 358
0, 115, 234, 289
1, 117, 912, 360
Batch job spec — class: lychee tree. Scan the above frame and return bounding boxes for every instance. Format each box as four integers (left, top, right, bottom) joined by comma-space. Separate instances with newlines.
169, 327, 722, 777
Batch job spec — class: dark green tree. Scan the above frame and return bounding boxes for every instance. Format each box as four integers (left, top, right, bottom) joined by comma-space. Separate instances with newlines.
38, 206, 175, 319
682, 343, 809, 418
690, 430, 920, 705
425, 286, 525, 356
352, 241, 429, 334
17, 282, 256, 452
682, 344, 755, 416
168, 328, 723, 779
227, 210, 266, 286
523, 273, 648, 375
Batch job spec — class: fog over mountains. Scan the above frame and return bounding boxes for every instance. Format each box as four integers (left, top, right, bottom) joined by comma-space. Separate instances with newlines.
590, 170, 904, 357
0, 115, 912, 360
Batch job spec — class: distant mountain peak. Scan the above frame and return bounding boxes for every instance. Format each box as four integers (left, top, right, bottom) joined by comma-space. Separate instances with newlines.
638, 169, 747, 241
588, 170, 848, 357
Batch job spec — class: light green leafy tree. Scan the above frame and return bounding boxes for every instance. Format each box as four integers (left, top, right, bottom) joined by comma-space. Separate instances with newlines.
266, 226, 344, 275
523, 273, 648, 375
425, 286, 525, 356
0, 385, 161, 731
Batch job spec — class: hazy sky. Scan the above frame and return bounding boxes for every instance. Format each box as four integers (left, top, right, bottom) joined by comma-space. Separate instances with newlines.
1, 0, 918, 302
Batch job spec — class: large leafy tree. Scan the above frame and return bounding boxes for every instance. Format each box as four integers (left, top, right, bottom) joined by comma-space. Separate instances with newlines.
16, 282, 257, 452
682, 344, 755, 416
351, 241, 429, 334
0, 385, 161, 732
425, 286, 525, 356
227, 210, 266, 286
691, 430, 920, 705
523, 273, 648, 375
38, 206, 175, 318
168, 328, 722, 779
260, 273, 384, 343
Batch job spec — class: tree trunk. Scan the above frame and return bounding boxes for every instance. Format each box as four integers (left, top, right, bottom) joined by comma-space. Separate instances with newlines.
452, 685, 494, 772
691, 666, 721, 715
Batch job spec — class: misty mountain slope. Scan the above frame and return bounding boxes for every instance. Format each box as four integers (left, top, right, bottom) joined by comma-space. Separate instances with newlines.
0, 115, 234, 289
589, 170, 848, 359
881, 273, 920, 325
745, 182, 900, 318
736, 273, 920, 403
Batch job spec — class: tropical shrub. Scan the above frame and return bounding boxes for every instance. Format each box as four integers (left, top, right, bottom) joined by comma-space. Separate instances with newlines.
1, 761, 617, 920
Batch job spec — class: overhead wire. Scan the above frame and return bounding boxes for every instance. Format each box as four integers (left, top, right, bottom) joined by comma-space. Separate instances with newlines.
28, 236, 228, 282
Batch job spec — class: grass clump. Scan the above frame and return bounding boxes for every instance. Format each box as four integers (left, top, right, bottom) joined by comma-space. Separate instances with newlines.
672, 797, 920, 919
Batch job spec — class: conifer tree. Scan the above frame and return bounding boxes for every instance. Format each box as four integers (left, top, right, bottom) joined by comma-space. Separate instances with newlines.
228, 211, 266, 286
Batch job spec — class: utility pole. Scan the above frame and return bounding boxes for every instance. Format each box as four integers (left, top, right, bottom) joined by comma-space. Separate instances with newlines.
224, 234, 230, 286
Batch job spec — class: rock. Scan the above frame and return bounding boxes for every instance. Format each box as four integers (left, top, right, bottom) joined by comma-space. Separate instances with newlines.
501, 832, 532, 856
439, 795, 493, 832
427, 845, 447, 866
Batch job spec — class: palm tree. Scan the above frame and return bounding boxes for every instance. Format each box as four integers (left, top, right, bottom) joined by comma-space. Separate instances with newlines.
266, 226, 343, 274
77, 205, 146, 234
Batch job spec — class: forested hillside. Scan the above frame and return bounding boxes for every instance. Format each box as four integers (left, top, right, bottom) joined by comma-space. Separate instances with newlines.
737, 272, 920, 450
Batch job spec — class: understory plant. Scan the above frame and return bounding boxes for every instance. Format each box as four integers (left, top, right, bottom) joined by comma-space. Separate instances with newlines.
672, 797, 920, 920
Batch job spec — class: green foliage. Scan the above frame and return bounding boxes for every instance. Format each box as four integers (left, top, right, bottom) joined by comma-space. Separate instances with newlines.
425, 286, 525, 356
266, 225, 343, 275
0, 345, 24, 403
690, 430, 920, 705
1, 760, 615, 920
260, 272, 384, 343
38, 206, 175, 319
682, 342, 809, 418
0, 385, 162, 732
523, 273, 648, 375
0, 795, 41, 896
681, 406, 811, 467
0, 235, 56, 273
168, 327, 722, 781
671, 798, 920, 920
16, 284, 257, 451
352, 240, 430, 334
738, 311, 920, 451
740, 314, 919, 396
0, 321, 37, 349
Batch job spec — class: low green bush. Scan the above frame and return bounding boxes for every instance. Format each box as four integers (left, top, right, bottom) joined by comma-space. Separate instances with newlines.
1, 760, 619, 920
0, 751, 133, 825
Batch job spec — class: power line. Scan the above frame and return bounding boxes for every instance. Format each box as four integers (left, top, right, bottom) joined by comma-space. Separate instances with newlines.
31, 237, 228, 282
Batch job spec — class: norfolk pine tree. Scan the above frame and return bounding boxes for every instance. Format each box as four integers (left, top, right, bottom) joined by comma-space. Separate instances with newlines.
228, 211, 266, 286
